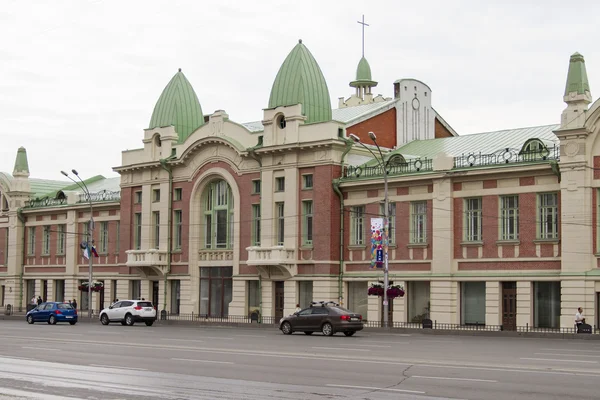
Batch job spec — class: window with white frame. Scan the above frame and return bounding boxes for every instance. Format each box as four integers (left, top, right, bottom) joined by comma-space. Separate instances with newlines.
174, 210, 182, 250
302, 200, 313, 245
276, 202, 285, 245
538, 193, 558, 239
275, 177, 285, 192
251, 204, 261, 246
464, 198, 482, 242
410, 201, 427, 244
42, 226, 50, 255
134, 213, 142, 250
379, 202, 396, 244
500, 195, 519, 241
99, 222, 109, 253
153, 211, 160, 248
57, 224, 66, 254
27, 227, 35, 255
350, 206, 365, 245
303, 174, 313, 189
203, 180, 234, 249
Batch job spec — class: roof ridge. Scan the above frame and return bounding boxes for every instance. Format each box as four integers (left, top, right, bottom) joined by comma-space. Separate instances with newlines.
462, 123, 560, 137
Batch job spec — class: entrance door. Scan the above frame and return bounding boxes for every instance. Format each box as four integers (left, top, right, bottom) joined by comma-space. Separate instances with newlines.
152, 281, 159, 310
99, 282, 105, 310
42, 280, 48, 302
502, 282, 517, 331
274, 282, 285, 320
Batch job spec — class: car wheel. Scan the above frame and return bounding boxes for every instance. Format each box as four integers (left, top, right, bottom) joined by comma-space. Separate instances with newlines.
145, 321, 154, 327
343, 331, 356, 337
304, 331, 313, 335
281, 322, 292, 335
100, 314, 110, 325
321, 322, 334, 336
27, 315, 34, 324
48, 315, 57, 325
125, 313, 134, 326
69, 321, 77, 325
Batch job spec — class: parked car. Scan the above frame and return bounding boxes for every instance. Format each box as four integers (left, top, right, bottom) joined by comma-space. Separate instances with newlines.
26, 302, 78, 325
279, 301, 363, 336
99, 300, 156, 326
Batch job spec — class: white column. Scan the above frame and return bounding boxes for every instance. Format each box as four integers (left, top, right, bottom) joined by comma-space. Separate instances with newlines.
261, 280, 274, 317
46, 280, 54, 302
431, 178, 454, 274
430, 281, 458, 324
228, 278, 247, 316
367, 294, 381, 323
284, 280, 297, 316
516, 281, 532, 327
485, 281, 501, 326
392, 280, 406, 324
560, 280, 589, 328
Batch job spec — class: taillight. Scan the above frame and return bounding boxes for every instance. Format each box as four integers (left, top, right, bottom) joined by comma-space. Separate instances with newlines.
74, 310, 77, 315
134, 306, 142, 310
340, 315, 351, 321
55, 310, 62, 315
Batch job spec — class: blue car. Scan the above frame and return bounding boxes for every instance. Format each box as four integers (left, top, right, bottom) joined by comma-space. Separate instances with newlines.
26, 302, 78, 325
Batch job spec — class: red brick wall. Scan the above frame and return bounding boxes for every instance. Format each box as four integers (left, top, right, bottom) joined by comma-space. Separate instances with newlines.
0, 227, 7, 266
434, 118, 453, 139
594, 189, 597, 261
482, 195, 498, 258
519, 192, 537, 257
238, 171, 260, 262
347, 108, 397, 149
594, 156, 600, 179
458, 261, 560, 270
453, 198, 463, 258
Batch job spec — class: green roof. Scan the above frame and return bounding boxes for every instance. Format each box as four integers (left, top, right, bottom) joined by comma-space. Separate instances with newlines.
13, 147, 29, 175
268, 40, 332, 124
149, 69, 204, 143
350, 57, 377, 88
564, 52, 591, 96
29, 179, 70, 198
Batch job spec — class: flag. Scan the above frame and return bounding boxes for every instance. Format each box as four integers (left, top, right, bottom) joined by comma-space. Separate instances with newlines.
370, 218, 383, 269
83, 246, 90, 260
91, 246, 99, 258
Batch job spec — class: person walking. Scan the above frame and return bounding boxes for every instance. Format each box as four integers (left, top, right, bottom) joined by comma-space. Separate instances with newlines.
72, 299, 78, 311
575, 307, 585, 333
36, 296, 42, 306
295, 304, 302, 313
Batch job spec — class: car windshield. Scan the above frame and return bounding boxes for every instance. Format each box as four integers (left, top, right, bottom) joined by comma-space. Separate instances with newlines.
137, 302, 153, 307
57, 304, 73, 309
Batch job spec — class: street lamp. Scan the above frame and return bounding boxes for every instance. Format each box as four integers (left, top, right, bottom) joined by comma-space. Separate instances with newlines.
61, 169, 94, 319
349, 132, 390, 328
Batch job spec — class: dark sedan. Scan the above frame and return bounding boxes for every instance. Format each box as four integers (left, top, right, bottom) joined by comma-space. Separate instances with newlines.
26, 302, 78, 325
279, 301, 363, 336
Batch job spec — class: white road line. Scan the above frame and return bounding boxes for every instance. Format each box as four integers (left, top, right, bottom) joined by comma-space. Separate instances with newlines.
0, 355, 34, 360
540, 348, 600, 353
520, 357, 598, 364
22, 346, 59, 351
536, 352, 600, 358
161, 338, 205, 342
53, 333, 82, 336
411, 375, 498, 383
89, 364, 148, 371
326, 384, 424, 394
353, 344, 392, 348
234, 335, 266, 338
171, 358, 234, 364
312, 347, 370, 352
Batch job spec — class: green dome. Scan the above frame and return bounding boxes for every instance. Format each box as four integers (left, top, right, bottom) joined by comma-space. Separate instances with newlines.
149, 69, 204, 143
356, 57, 372, 81
268, 40, 332, 124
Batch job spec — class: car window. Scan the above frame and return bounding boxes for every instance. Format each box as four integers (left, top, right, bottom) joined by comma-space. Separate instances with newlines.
57, 304, 73, 310
312, 308, 329, 315
44, 303, 54, 311
137, 302, 152, 308
121, 301, 134, 307
298, 309, 312, 316
111, 302, 122, 308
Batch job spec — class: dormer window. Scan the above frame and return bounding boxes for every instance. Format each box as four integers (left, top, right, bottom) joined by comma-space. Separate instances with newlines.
520, 139, 550, 161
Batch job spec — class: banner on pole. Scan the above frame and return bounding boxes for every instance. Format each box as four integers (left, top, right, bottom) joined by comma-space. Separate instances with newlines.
370, 218, 383, 269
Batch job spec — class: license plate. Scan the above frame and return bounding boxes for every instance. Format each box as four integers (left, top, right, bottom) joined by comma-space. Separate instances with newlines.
350, 317, 359, 322
145, 308, 153, 311
66, 316, 73, 319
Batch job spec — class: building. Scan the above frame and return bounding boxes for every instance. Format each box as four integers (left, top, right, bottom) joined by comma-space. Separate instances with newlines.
0, 42, 598, 330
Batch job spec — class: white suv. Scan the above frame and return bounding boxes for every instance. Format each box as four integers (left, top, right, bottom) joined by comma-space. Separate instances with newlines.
99, 300, 156, 326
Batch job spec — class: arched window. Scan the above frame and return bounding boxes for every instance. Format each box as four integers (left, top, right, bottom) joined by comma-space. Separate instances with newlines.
0, 191, 8, 212
203, 180, 234, 249
520, 139, 549, 161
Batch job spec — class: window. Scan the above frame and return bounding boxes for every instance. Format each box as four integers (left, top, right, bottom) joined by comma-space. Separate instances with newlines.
461, 282, 485, 325
276, 202, 285, 245
464, 198, 482, 242
252, 180, 261, 194
379, 202, 396, 244
27, 227, 35, 256
347, 282, 368, 319
3, 229, 8, 264
174, 188, 182, 201
275, 177, 285, 192
203, 180, 234, 249
538, 193, 558, 239
302, 201, 313, 245
500, 195, 519, 241
174, 210, 182, 250
247, 280, 260, 314
153, 211, 160, 248
134, 213, 142, 250
410, 201, 427, 244
99, 222, 108, 253
134, 191, 142, 204
521, 139, 549, 161
350, 206, 365, 245
534, 281, 560, 328
130, 280, 141, 300
170, 280, 181, 314
298, 281, 313, 309
42, 226, 50, 255
199, 267, 233, 317
153, 189, 160, 202
303, 174, 313, 189
54, 279, 65, 303
57, 224, 66, 255
408, 281, 430, 323
251, 204, 261, 246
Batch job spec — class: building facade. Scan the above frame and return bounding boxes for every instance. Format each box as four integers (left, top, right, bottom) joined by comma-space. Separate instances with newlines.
1, 44, 599, 330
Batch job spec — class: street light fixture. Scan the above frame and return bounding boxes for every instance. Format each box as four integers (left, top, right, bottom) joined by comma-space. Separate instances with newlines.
61, 170, 94, 319
348, 132, 391, 328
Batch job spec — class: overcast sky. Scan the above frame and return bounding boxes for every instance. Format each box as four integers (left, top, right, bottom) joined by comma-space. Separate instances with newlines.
1, 0, 598, 181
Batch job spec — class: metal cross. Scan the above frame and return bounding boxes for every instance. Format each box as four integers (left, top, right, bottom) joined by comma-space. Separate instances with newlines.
357, 15, 369, 57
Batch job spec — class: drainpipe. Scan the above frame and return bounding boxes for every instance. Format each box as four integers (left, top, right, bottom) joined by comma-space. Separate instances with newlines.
159, 155, 176, 312
258, 274, 263, 323
17, 208, 25, 312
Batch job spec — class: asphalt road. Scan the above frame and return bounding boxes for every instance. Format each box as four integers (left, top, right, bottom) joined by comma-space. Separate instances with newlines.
1, 320, 600, 399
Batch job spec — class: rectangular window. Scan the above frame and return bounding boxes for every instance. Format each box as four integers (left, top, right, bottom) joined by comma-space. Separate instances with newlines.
252, 180, 261, 194
153, 211, 160, 248
199, 267, 233, 317
134, 213, 142, 250
303, 174, 313, 189
54, 279, 65, 303
347, 281, 368, 319
298, 281, 313, 309
350, 206, 365, 245
538, 193, 558, 239
461, 282, 486, 325
170, 280, 181, 314
27, 227, 35, 256
410, 201, 427, 244
153, 189, 160, 202
247, 280, 260, 314
99, 222, 109, 254
379, 202, 396, 244
134, 191, 142, 204
174, 188, 182, 201
174, 210, 182, 250
464, 198, 482, 242
130, 280, 141, 300
251, 204, 261, 246
534, 281, 560, 329
500, 195, 519, 241
408, 281, 431, 322
57, 225, 66, 255
275, 177, 285, 192
302, 201, 313, 245
3, 228, 8, 264
42, 226, 50, 255
276, 202, 285, 245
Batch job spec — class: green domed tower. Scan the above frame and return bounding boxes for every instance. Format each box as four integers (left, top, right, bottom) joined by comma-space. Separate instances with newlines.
350, 56, 377, 98
149, 69, 205, 143
268, 40, 332, 124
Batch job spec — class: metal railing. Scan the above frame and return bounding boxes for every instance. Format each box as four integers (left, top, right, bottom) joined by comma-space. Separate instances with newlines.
344, 158, 432, 179
453, 146, 560, 169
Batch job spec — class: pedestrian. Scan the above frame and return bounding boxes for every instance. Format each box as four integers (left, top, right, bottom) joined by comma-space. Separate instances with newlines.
72, 299, 78, 310
295, 304, 301, 313
575, 307, 585, 332
31, 296, 36, 306
36, 296, 42, 306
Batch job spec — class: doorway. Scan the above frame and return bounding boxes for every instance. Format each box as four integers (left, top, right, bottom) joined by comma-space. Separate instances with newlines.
99, 281, 105, 310
274, 281, 285, 320
502, 282, 517, 331
42, 280, 48, 302
152, 281, 159, 309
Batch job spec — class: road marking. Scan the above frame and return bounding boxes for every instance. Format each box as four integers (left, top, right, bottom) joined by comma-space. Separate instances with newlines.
22, 346, 59, 351
0, 355, 34, 360
161, 338, 204, 343
520, 357, 598, 364
540, 348, 600, 353
234, 334, 266, 338
312, 347, 370, 352
411, 375, 498, 383
171, 358, 234, 364
89, 364, 148, 371
536, 352, 600, 358
353, 344, 391, 348
326, 384, 424, 394
54, 333, 82, 336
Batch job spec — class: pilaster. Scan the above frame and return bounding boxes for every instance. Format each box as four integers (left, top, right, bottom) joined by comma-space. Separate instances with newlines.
178, 277, 194, 314
429, 280, 457, 324
392, 280, 406, 323
367, 294, 381, 323
141, 279, 150, 300
261, 280, 274, 317
431, 178, 453, 274
560, 280, 588, 328
228, 278, 247, 316
116, 279, 129, 302
46, 280, 54, 302
284, 280, 297, 316
485, 281, 501, 326
516, 281, 532, 327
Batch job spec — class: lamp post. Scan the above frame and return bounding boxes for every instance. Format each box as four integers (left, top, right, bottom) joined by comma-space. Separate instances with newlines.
61, 169, 94, 319
349, 132, 390, 328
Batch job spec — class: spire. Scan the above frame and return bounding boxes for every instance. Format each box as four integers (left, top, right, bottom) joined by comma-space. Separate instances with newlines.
564, 52, 591, 99
13, 147, 29, 177
560, 52, 593, 130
